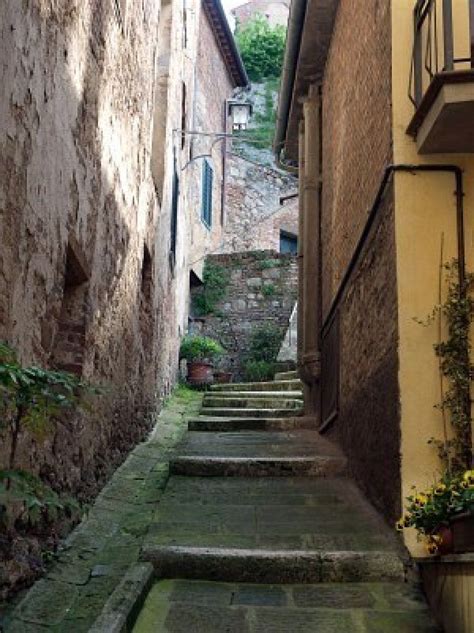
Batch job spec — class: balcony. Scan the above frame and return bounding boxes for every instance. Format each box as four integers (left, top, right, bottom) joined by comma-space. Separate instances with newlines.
407, 0, 474, 154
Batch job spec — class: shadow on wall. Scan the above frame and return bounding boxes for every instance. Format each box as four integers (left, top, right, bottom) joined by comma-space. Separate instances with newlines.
0, 0, 177, 498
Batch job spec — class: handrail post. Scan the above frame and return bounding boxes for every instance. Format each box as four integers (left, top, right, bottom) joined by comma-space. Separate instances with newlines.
413, 6, 423, 106
442, 0, 454, 70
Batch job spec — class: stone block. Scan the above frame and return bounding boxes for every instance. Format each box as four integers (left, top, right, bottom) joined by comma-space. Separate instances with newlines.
247, 277, 262, 288
233, 299, 247, 311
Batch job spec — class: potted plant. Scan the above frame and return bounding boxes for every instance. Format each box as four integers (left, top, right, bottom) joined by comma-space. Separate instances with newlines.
179, 335, 224, 385
397, 470, 474, 555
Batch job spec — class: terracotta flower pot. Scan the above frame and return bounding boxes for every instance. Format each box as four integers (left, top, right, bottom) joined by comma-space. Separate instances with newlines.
187, 361, 213, 385
214, 371, 233, 384
451, 512, 474, 553
435, 525, 454, 555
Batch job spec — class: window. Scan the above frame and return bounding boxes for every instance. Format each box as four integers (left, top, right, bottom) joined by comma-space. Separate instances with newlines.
280, 230, 298, 255
181, 83, 187, 150
170, 158, 179, 259
52, 238, 90, 375
201, 160, 213, 228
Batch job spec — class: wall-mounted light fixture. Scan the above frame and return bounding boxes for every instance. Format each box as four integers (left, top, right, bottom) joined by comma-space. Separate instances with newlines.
227, 99, 253, 131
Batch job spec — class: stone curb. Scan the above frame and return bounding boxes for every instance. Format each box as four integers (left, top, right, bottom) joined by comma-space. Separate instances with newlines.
88, 563, 154, 633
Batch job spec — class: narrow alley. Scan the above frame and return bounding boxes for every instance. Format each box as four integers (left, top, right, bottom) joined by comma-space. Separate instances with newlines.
1, 0, 474, 631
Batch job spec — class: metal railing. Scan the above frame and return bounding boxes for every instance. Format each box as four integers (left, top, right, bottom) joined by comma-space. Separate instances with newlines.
409, 0, 474, 107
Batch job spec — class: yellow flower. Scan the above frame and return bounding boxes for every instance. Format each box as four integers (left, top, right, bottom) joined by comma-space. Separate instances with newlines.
434, 483, 447, 495
414, 493, 428, 506
395, 519, 404, 532
463, 470, 474, 486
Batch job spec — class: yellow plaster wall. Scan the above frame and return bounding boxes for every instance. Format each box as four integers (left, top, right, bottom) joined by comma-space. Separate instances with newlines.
391, 0, 474, 557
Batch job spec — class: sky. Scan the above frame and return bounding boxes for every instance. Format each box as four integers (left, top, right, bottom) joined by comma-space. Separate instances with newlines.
222, 0, 244, 31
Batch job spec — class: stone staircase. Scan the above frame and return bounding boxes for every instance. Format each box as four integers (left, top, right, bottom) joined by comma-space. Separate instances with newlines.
135, 372, 441, 632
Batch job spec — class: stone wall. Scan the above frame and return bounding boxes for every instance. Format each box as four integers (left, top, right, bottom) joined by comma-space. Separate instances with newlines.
221, 154, 298, 253
319, 0, 400, 523
190, 251, 297, 379
0, 0, 180, 500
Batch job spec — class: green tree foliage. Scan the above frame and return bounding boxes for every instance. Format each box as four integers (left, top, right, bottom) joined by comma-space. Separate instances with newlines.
235, 15, 286, 82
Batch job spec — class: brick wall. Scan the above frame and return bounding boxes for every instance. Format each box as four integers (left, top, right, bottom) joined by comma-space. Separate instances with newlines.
319, 0, 400, 522
190, 251, 297, 379
329, 189, 401, 524
321, 0, 393, 316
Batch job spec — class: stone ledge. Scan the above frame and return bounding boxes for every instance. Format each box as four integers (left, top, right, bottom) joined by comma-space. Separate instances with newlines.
416, 553, 474, 565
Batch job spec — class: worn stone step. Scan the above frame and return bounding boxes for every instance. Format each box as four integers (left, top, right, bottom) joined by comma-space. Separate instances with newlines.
202, 396, 303, 410
189, 417, 314, 432
133, 579, 440, 633
169, 431, 347, 477
204, 390, 303, 400
141, 546, 405, 584
170, 455, 347, 477
199, 407, 298, 418
274, 370, 299, 380
210, 379, 303, 392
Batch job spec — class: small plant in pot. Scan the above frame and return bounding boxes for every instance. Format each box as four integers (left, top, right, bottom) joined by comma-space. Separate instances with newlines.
179, 335, 225, 385
397, 471, 474, 555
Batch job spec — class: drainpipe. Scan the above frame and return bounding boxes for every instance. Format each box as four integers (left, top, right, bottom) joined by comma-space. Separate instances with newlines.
297, 120, 306, 387
299, 85, 321, 417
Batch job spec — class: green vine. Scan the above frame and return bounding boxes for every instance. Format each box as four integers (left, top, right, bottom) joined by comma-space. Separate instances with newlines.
416, 260, 474, 472
0, 341, 98, 529
192, 261, 229, 316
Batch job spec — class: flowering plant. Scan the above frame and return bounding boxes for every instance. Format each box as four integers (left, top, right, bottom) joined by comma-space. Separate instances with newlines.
396, 470, 474, 554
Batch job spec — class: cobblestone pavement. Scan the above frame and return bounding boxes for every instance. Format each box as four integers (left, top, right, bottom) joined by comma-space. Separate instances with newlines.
3, 388, 202, 633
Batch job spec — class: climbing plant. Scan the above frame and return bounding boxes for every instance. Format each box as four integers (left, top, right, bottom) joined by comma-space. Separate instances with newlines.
0, 341, 96, 528
416, 260, 474, 472
192, 261, 230, 316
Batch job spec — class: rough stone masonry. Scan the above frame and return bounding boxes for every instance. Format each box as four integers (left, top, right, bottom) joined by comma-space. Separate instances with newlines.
191, 251, 297, 379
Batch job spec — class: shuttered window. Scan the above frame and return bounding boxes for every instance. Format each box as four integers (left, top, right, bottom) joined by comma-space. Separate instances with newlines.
201, 160, 213, 228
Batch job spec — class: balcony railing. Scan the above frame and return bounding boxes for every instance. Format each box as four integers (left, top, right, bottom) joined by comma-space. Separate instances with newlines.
409, 0, 474, 108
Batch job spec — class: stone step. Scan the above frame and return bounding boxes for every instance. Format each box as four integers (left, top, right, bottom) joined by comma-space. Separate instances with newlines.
170, 455, 347, 477
169, 431, 347, 477
134, 578, 440, 632
202, 396, 303, 410
204, 390, 303, 400
141, 546, 406, 585
188, 417, 314, 432
274, 370, 299, 381
199, 407, 298, 418
210, 379, 303, 392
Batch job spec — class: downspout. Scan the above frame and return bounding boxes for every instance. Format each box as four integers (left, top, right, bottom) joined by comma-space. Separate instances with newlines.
297, 119, 305, 389
274, 0, 307, 167
300, 86, 322, 418
320, 163, 469, 450
322, 163, 466, 334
